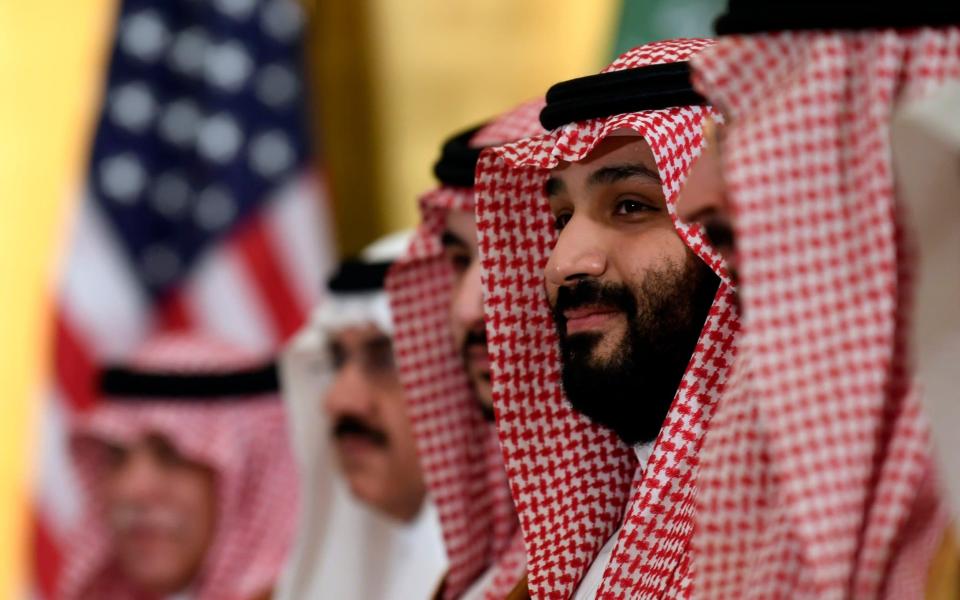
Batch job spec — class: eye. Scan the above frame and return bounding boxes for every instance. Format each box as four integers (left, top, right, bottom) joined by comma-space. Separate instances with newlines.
151, 437, 188, 468
329, 343, 347, 370
364, 340, 396, 373
103, 442, 128, 470
444, 248, 472, 274
614, 198, 656, 216
553, 212, 572, 231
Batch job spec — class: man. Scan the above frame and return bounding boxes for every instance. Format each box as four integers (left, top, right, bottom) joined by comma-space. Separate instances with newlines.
60, 333, 296, 600
276, 232, 448, 600
385, 100, 546, 599
473, 39, 739, 598
672, 6, 960, 597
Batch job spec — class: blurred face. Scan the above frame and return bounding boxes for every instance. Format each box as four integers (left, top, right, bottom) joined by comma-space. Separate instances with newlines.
545, 135, 719, 445
442, 209, 494, 420
98, 434, 216, 596
676, 118, 738, 286
324, 324, 426, 522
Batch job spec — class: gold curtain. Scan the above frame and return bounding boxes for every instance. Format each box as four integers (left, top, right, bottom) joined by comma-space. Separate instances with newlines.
0, 2, 118, 597
307, 0, 619, 254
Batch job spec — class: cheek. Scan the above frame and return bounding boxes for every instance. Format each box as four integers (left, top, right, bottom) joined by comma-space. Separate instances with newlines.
448, 282, 467, 338
608, 224, 687, 281
167, 470, 216, 536
377, 388, 411, 440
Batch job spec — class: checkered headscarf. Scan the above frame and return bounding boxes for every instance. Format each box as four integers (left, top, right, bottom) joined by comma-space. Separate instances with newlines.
385, 99, 545, 600
61, 333, 297, 600
689, 27, 960, 599
474, 39, 739, 599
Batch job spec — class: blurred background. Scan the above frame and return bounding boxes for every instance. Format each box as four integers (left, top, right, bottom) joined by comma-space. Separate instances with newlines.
0, 0, 722, 597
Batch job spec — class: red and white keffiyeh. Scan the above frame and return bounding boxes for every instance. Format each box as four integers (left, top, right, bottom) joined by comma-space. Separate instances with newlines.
689, 28, 960, 599
386, 99, 545, 600
60, 333, 297, 600
474, 39, 739, 599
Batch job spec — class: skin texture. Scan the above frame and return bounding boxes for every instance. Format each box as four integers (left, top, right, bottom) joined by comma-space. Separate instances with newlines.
324, 324, 426, 522
97, 434, 216, 597
544, 135, 718, 445
675, 118, 738, 285
442, 209, 495, 419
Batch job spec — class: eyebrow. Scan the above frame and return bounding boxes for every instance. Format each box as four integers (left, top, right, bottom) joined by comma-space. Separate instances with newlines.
545, 162, 662, 198
363, 335, 393, 354
440, 230, 468, 248
544, 177, 565, 197
588, 163, 661, 187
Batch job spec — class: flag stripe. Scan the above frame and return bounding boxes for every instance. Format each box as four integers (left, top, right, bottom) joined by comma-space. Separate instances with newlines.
156, 291, 194, 332
52, 315, 96, 413
233, 216, 306, 341
32, 514, 62, 600
182, 248, 277, 353
263, 175, 333, 308
59, 201, 150, 357
35, 389, 82, 535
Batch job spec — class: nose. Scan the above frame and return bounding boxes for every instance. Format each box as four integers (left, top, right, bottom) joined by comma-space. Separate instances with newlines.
112, 445, 162, 501
324, 361, 376, 420
450, 259, 485, 333
545, 215, 607, 287
675, 134, 728, 226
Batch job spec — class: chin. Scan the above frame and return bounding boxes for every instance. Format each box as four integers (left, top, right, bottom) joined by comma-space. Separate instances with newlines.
473, 383, 493, 408
124, 565, 187, 596
584, 331, 627, 367
346, 469, 387, 504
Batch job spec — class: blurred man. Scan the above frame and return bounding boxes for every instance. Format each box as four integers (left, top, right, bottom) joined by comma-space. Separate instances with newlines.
385, 101, 545, 599
276, 232, 447, 600
60, 334, 296, 600
473, 39, 739, 598
671, 5, 960, 597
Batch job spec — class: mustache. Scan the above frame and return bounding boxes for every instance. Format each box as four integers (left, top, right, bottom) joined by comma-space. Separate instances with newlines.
462, 328, 486, 351
332, 415, 388, 447
109, 505, 183, 534
552, 279, 637, 333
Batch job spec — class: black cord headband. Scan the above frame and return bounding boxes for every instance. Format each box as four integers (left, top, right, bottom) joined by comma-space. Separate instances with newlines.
327, 259, 393, 293
432, 124, 487, 188
99, 362, 280, 401
539, 61, 707, 130
715, 2, 960, 35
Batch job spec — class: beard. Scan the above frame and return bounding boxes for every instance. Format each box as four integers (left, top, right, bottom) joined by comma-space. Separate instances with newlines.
460, 328, 496, 422
551, 252, 719, 446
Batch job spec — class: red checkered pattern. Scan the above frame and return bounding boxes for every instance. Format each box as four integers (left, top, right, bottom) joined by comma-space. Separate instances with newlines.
475, 39, 740, 599
385, 99, 546, 600
59, 333, 297, 600
688, 28, 960, 599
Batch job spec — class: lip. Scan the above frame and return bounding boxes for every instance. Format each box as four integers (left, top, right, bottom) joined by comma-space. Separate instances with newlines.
335, 434, 383, 457
563, 306, 621, 334
465, 345, 489, 368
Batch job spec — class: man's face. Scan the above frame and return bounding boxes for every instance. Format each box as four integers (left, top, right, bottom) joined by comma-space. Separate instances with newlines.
442, 209, 495, 420
545, 135, 719, 446
675, 118, 738, 285
324, 324, 426, 522
97, 434, 216, 596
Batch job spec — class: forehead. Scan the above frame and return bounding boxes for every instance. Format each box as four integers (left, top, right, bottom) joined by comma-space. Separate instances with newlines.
87, 432, 184, 460
330, 323, 390, 347
548, 135, 658, 182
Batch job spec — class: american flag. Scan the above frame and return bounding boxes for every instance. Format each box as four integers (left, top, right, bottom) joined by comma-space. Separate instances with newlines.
32, 0, 334, 596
